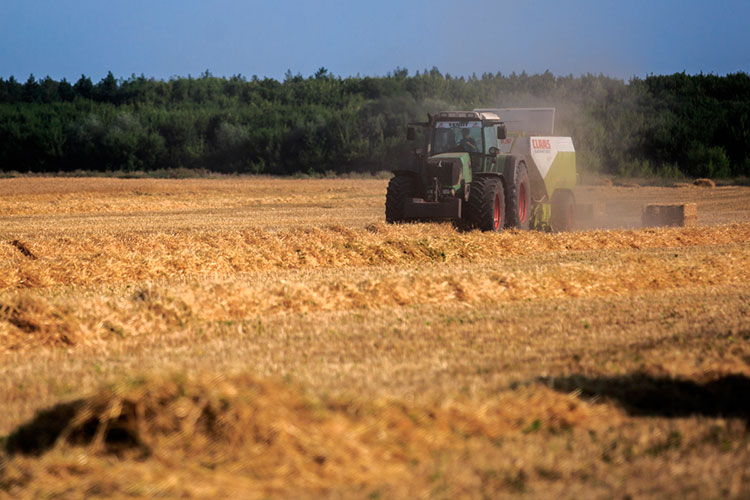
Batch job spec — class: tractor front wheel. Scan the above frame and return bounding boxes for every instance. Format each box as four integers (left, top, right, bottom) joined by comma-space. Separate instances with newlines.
385, 175, 415, 223
467, 176, 505, 231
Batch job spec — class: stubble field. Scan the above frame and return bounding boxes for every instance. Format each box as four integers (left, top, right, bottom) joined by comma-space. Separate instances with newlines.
1, 177, 749, 499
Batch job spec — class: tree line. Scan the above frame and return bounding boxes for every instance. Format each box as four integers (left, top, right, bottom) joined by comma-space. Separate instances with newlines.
0, 68, 748, 178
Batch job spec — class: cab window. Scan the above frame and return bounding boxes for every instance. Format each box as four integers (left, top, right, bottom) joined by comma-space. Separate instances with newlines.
483, 126, 499, 153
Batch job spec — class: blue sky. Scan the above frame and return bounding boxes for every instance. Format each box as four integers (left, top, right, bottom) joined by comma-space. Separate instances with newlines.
1, 0, 748, 82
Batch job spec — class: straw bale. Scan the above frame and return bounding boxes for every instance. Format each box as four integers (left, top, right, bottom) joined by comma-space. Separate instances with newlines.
642, 203, 697, 227
694, 178, 716, 187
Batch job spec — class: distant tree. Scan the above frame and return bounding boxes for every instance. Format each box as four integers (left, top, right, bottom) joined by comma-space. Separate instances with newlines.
74, 75, 93, 99
58, 78, 75, 101
39, 76, 59, 103
93, 71, 119, 103
22, 74, 41, 102
0, 76, 23, 102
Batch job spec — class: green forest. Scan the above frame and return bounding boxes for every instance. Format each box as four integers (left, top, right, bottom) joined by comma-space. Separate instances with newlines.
1, 68, 748, 178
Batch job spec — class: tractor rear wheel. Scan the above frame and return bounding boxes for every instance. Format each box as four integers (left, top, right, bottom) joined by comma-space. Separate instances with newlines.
504, 161, 531, 229
551, 189, 575, 232
385, 175, 415, 223
467, 176, 505, 231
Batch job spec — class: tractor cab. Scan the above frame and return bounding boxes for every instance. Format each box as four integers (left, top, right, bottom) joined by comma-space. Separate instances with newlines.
406, 111, 507, 203
408, 111, 506, 156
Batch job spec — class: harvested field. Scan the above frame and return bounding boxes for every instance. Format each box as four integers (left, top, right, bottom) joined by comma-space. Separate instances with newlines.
1, 177, 750, 499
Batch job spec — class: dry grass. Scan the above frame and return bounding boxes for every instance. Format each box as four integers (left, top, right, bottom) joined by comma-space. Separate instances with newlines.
1, 177, 750, 499
2, 243, 749, 353
3, 220, 750, 290
3, 372, 618, 499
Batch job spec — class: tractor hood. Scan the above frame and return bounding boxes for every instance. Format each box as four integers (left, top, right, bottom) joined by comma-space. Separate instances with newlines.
429, 152, 470, 167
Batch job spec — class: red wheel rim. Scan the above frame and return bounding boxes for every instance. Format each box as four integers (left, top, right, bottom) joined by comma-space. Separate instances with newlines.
519, 180, 528, 222
493, 193, 501, 230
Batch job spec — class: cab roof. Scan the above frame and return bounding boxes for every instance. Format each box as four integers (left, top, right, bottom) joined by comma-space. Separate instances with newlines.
435, 111, 500, 121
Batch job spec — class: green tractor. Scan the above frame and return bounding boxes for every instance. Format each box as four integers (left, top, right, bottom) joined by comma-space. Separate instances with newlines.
385, 108, 577, 231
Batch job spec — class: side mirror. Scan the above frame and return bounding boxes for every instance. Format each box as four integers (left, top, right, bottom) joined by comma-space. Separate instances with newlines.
488, 146, 500, 157
496, 124, 507, 140
407, 126, 416, 141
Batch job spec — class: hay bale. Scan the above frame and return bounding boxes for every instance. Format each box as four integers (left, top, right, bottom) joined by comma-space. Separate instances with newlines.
642, 203, 697, 227
694, 178, 716, 187
576, 202, 605, 221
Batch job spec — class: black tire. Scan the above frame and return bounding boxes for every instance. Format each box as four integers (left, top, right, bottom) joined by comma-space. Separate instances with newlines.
504, 160, 531, 229
385, 175, 415, 223
466, 176, 505, 231
551, 189, 575, 232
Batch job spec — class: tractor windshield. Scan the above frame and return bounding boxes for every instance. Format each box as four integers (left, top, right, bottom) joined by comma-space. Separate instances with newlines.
431, 121, 483, 155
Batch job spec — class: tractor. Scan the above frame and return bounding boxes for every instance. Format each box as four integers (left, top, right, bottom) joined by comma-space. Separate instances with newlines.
385, 108, 576, 231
